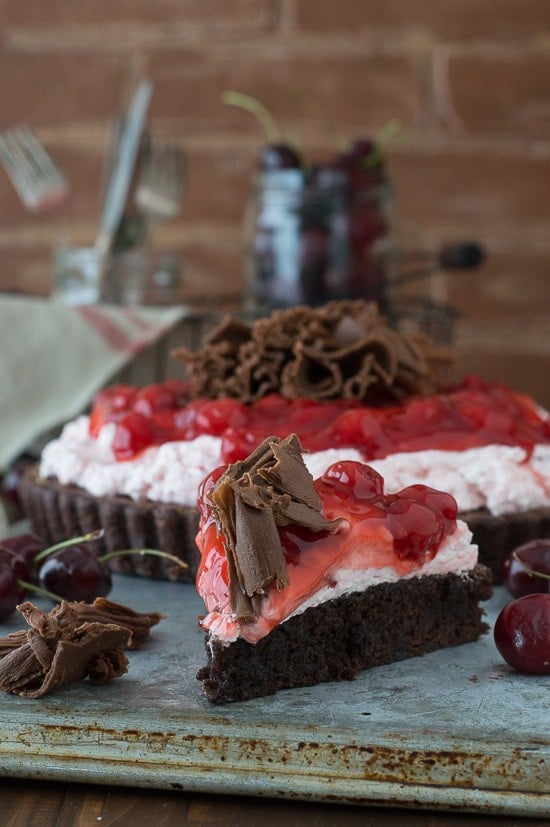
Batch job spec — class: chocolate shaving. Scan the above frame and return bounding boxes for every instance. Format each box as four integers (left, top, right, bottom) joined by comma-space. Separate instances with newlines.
209, 434, 341, 622
0, 601, 130, 698
172, 300, 454, 403
0, 598, 164, 658
62, 598, 165, 648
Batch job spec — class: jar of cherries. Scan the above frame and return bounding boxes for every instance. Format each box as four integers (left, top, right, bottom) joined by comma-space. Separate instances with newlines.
246, 139, 394, 309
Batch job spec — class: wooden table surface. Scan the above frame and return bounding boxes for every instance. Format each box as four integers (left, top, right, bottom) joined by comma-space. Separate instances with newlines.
1, 779, 548, 826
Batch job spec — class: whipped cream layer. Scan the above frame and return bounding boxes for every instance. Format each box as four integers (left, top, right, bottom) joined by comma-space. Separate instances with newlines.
39, 415, 550, 517
201, 520, 478, 645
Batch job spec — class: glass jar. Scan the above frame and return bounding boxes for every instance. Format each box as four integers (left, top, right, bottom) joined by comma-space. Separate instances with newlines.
52, 247, 102, 306
246, 166, 394, 309
52, 247, 183, 307
104, 249, 183, 306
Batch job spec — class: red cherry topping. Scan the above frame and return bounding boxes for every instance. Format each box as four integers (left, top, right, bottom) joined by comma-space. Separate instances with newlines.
320, 461, 384, 501
197, 465, 225, 523
502, 539, 550, 598
195, 398, 248, 436
86, 378, 549, 463
112, 412, 159, 461
133, 381, 188, 417
89, 384, 138, 437
493, 594, 550, 674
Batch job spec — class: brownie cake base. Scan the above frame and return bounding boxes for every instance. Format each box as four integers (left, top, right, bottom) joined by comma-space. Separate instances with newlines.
21, 466, 549, 584
197, 564, 493, 704
19, 467, 200, 582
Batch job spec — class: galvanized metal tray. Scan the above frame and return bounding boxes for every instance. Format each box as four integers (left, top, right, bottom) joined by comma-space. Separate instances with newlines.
0, 577, 547, 817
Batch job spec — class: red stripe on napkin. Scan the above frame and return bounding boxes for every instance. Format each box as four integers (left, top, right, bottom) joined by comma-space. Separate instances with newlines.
77, 305, 143, 354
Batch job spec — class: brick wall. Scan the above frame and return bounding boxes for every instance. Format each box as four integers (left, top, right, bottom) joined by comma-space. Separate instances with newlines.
0, 1, 548, 399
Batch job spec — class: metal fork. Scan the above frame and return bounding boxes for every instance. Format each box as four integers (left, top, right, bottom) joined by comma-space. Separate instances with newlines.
0, 125, 68, 212
134, 138, 185, 236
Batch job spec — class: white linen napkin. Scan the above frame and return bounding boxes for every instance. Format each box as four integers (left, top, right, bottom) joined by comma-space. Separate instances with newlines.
0, 295, 185, 469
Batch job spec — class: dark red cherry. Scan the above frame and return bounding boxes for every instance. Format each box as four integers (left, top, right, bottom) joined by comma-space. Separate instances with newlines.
335, 138, 381, 174
502, 539, 550, 598
38, 545, 112, 603
1, 455, 34, 519
493, 594, 550, 674
259, 143, 301, 171
0, 533, 43, 583
0, 549, 31, 620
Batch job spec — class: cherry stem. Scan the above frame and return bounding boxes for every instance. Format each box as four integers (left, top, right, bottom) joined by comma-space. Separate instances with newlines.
513, 551, 550, 581
32, 529, 105, 564
221, 90, 281, 143
18, 579, 63, 604
363, 119, 407, 169
98, 548, 188, 571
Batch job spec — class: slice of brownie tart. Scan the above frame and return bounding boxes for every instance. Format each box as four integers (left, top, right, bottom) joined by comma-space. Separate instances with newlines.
195, 434, 493, 704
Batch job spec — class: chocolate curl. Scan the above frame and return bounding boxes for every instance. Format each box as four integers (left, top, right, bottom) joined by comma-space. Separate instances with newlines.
172, 316, 252, 399
57, 598, 165, 648
0, 602, 131, 698
173, 299, 451, 403
210, 434, 341, 622
0, 598, 164, 658
227, 343, 286, 402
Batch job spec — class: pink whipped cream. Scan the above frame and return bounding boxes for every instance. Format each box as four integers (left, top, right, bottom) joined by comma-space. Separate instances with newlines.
39, 415, 550, 517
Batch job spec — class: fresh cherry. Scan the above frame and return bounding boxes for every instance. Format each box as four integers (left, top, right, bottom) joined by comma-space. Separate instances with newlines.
0, 533, 43, 583
0, 455, 34, 521
502, 539, 550, 598
493, 594, 550, 674
259, 143, 301, 171
38, 544, 112, 603
0, 548, 31, 620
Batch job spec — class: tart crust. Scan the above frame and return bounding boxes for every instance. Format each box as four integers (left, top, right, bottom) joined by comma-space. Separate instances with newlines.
20, 466, 550, 584
19, 466, 200, 582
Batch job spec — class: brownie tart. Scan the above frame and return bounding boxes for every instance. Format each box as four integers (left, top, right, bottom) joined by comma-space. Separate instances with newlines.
195, 434, 492, 704
20, 300, 550, 582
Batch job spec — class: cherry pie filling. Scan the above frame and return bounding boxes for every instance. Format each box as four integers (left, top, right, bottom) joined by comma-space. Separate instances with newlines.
88, 376, 549, 465
195, 461, 466, 644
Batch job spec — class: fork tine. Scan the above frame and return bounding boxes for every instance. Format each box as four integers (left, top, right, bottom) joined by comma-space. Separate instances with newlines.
15, 126, 65, 183
0, 125, 68, 211
134, 139, 185, 221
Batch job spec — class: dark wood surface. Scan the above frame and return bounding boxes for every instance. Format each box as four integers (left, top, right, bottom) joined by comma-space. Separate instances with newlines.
0, 779, 548, 826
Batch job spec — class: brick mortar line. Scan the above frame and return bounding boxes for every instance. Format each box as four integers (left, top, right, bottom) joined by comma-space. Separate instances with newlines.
1, 225, 550, 256
5, 28, 550, 58
456, 319, 550, 355
0, 224, 243, 247
31, 126, 550, 160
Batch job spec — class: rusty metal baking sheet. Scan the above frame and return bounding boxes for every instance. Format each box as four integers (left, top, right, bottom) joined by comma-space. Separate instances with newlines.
0, 576, 547, 817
